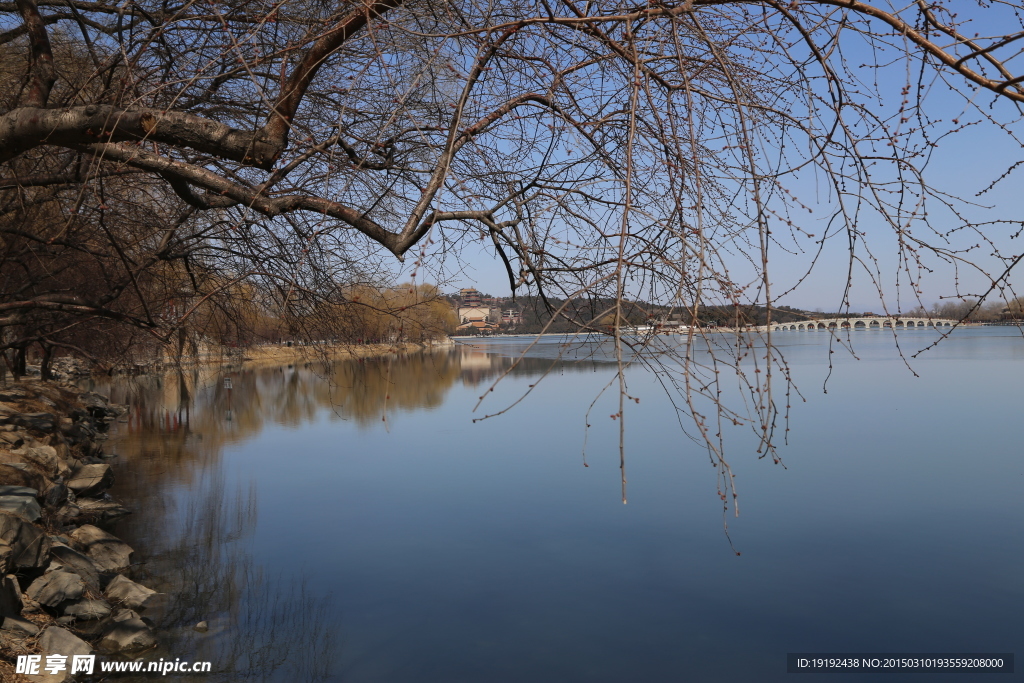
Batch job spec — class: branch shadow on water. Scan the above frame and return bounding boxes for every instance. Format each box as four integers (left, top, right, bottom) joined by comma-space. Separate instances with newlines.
116, 472, 341, 683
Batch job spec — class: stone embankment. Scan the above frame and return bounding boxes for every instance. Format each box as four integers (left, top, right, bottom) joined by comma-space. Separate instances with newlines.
0, 381, 160, 682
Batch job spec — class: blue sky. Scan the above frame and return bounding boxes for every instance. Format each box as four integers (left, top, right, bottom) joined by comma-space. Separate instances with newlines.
398, 4, 1024, 313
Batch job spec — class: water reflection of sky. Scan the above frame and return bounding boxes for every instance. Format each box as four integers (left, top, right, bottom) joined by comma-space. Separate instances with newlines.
99, 329, 1022, 682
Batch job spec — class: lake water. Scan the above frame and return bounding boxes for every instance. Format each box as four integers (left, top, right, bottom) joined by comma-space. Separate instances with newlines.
92, 327, 1023, 682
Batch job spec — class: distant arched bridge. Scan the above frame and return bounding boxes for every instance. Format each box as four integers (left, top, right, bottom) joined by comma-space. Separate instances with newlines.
768, 317, 958, 332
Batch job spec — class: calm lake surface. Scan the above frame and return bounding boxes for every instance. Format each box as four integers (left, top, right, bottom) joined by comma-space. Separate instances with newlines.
92, 327, 1023, 682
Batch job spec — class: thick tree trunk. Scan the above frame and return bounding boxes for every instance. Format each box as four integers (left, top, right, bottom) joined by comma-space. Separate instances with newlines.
13, 346, 26, 379
0, 106, 282, 168
39, 342, 52, 380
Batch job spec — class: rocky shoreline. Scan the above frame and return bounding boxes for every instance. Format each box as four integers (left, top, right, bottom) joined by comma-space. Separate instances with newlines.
12, 340, 450, 383
0, 381, 162, 682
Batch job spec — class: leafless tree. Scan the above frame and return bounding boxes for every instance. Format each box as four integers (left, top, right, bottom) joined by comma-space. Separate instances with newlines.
4, 0, 1024, 507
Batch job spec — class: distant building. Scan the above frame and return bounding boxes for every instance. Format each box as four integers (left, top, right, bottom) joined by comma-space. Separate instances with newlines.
460, 288, 483, 307
453, 287, 521, 331
650, 314, 688, 331
456, 320, 500, 335
501, 309, 522, 325
459, 306, 490, 322
457, 287, 500, 325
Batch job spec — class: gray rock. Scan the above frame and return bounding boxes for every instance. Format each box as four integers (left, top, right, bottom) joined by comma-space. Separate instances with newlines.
111, 608, 140, 622
29, 666, 74, 682
11, 444, 63, 476
38, 625, 93, 658
49, 544, 102, 592
26, 571, 85, 608
63, 598, 112, 620
19, 595, 44, 614
1, 412, 57, 434
76, 498, 130, 522
138, 592, 168, 622
0, 494, 41, 521
62, 423, 94, 445
104, 576, 166, 621
104, 575, 155, 610
37, 627, 93, 681
78, 392, 110, 412
69, 524, 132, 571
194, 620, 208, 632
67, 464, 114, 498
1, 615, 39, 635
0, 485, 38, 498
0, 573, 23, 617
0, 510, 50, 568
55, 503, 81, 522
97, 617, 156, 653
43, 481, 68, 507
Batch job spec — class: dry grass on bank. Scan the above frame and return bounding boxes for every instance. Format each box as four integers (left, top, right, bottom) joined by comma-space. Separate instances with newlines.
174, 341, 448, 371
237, 342, 426, 366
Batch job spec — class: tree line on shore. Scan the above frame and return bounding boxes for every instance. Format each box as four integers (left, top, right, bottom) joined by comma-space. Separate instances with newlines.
454, 295, 1020, 336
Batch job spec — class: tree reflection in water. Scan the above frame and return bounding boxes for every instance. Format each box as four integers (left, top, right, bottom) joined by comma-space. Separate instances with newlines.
109, 473, 337, 682
84, 346, 606, 681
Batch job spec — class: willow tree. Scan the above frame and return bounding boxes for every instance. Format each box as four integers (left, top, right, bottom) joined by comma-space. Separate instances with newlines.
3, 0, 1024, 503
